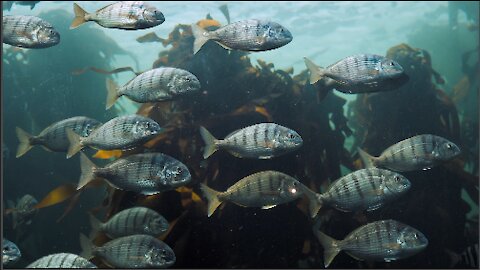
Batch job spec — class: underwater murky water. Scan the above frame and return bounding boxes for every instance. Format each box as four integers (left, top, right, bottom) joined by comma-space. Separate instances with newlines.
2, 1, 479, 269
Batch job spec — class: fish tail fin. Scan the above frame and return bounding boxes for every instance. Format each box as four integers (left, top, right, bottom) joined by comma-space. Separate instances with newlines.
66, 128, 83, 159
105, 78, 119, 110
304, 57, 325, 84
79, 233, 94, 259
15, 127, 33, 158
88, 213, 102, 240
191, 24, 210, 54
199, 126, 219, 159
199, 183, 222, 217
77, 152, 97, 190
70, 2, 88, 29
444, 248, 461, 268
300, 184, 322, 218
314, 230, 341, 268
357, 147, 376, 168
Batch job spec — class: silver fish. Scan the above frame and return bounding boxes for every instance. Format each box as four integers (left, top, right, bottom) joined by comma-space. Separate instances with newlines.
446, 244, 479, 268
304, 54, 407, 93
2, 15, 60, 48
314, 168, 410, 212
358, 134, 461, 172
200, 123, 303, 159
70, 1, 165, 30
3, 1, 40, 11
26, 253, 97, 268
77, 152, 191, 195
314, 219, 428, 267
89, 206, 169, 238
66, 114, 161, 158
7, 194, 38, 229
200, 170, 320, 217
15, 116, 102, 158
192, 19, 293, 54
81, 234, 175, 268
106, 67, 201, 109
3, 239, 21, 266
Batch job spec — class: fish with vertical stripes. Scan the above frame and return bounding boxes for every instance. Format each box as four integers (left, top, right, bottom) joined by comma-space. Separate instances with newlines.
304, 54, 408, 93
106, 67, 201, 109
26, 253, 97, 268
2, 15, 60, 48
76, 152, 191, 195
66, 115, 161, 158
192, 19, 293, 54
15, 116, 102, 158
3, 239, 21, 266
358, 134, 461, 172
313, 168, 411, 212
6, 194, 38, 229
80, 234, 175, 268
446, 244, 479, 268
70, 2, 165, 30
314, 219, 428, 268
200, 123, 303, 159
200, 170, 320, 218
89, 206, 169, 239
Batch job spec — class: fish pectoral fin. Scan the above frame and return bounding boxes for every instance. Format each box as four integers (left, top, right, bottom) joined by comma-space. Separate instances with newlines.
255, 36, 267, 45
214, 41, 232, 50
366, 202, 383, 211
261, 204, 277, 209
260, 191, 281, 196
383, 243, 402, 251
367, 188, 384, 196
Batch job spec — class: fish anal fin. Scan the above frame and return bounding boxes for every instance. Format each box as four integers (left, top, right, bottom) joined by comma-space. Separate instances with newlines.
214, 41, 232, 50
261, 204, 277, 210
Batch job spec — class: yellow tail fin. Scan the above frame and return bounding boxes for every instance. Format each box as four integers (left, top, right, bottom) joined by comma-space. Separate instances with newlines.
304, 57, 325, 84
199, 126, 219, 159
199, 183, 222, 217
313, 230, 341, 268
70, 2, 88, 29
15, 127, 33, 158
105, 78, 119, 110
191, 24, 211, 54
66, 128, 84, 159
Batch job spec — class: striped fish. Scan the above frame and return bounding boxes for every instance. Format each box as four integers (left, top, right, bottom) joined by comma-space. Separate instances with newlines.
26, 253, 97, 268
7, 194, 38, 229
200, 170, 320, 218
192, 19, 293, 54
200, 123, 303, 159
15, 116, 102, 158
106, 67, 201, 109
81, 234, 175, 268
3, 239, 21, 266
89, 206, 169, 239
304, 54, 407, 93
66, 115, 161, 158
315, 168, 410, 212
77, 152, 191, 195
3, 15, 60, 48
446, 244, 479, 268
358, 134, 461, 172
314, 219, 428, 268
70, 2, 165, 30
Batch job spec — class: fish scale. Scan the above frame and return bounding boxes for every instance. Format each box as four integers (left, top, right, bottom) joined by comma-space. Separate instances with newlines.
3, 15, 60, 48
26, 253, 97, 268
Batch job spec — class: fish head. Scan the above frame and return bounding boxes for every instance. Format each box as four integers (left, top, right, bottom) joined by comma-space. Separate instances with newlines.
384, 172, 411, 195
146, 244, 176, 268
162, 162, 191, 188
433, 138, 461, 161
171, 72, 201, 95
397, 226, 428, 256
143, 6, 165, 25
379, 58, 404, 78
264, 22, 293, 48
277, 128, 303, 150
134, 119, 162, 137
2, 239, 21, 266
145, 215, 169, 235
36, 25, 60, 48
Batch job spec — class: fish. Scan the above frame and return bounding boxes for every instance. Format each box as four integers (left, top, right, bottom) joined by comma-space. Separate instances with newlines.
358, 134, 461, 172
136, 32, 167, 44
2, 239, 21, 266
200, 170, 320, 218
25, 253, 97, 268
89, 206, 169, 239
15, 116, 102, 158
314, 219, 428, 267
2, 15, 60, 48
70, 1, 165, 30
445, 244, 479, 268
304, 54, 408, 94
106, 67, 201, 109
192, 19, 293, 54
77, 152, 191, 195
66, 115, 162, 158
200, 123, 303, 159
2, 1, 40, 11
6, 194, 38, 229
314, 168, 411, 212
80, 234, 175, 268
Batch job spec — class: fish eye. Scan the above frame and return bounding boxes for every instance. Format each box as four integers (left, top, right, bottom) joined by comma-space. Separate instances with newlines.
4, 246, 10, 251
394, 176, 401, 182
176, 167, 183, 173
389, 61, 395, 66
287, 133, 296, 139
446, 143, 452, 149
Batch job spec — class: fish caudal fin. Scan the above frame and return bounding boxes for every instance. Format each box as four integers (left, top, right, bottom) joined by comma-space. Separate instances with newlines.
357, 147, 376, 168
199, 126, 219, 159
314, 230, 341, 268
70, 3, 88, 29
304, 57, 325, 84
191, 24, 210, 54
305, 188, 323, 218
105, 78, 119, 110
66, 128, 84, 159
15, 127, 33, 158
199, 183, 222, 217
88, 213, 102, 240
79, 233, 94, 259
77, 152, 97, 190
